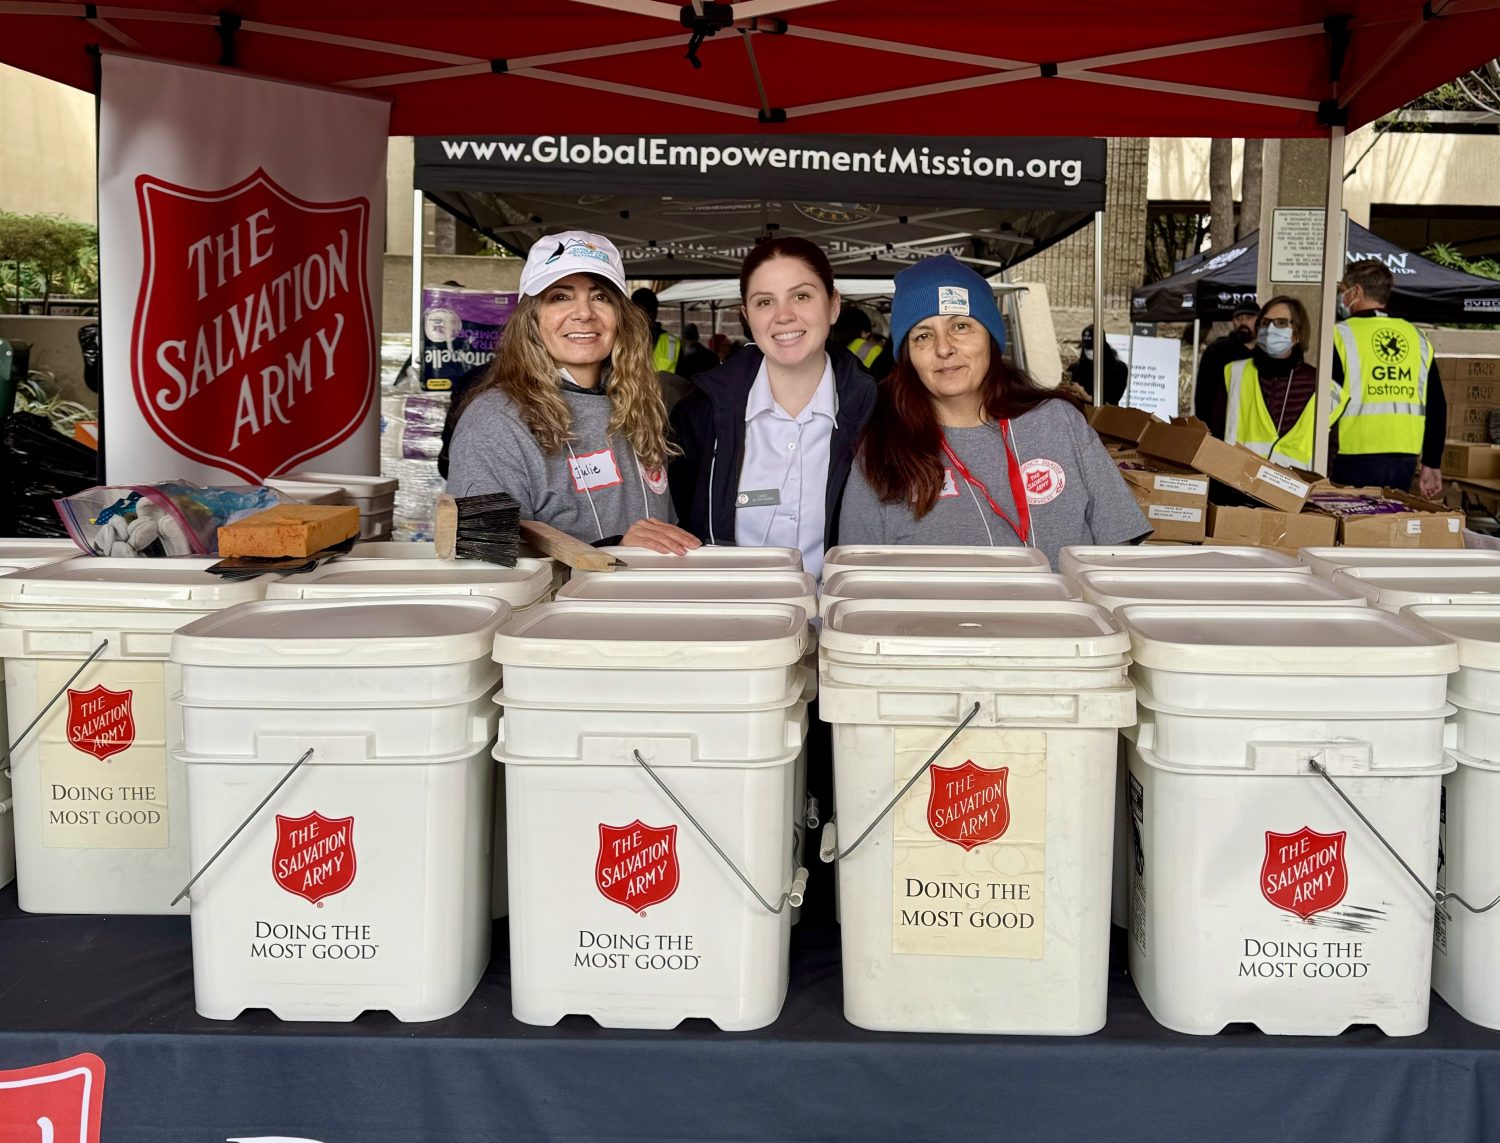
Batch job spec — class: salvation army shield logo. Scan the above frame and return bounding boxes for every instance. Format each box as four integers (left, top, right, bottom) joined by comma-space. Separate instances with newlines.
66, 685, 135, 762
927, 761, 1010, 851
0, 1053, 105, 1143
273, 812, 356, 906
1021, 458, 1066, 505
132, 168, 374, 482
596, 821, 679, 914
1261, 828, 1348, 920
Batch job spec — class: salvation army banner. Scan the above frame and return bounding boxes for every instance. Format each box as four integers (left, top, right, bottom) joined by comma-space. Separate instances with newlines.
100, 55, 389, 484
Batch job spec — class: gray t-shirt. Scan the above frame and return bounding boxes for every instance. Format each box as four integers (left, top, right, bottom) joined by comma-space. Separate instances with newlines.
448, 384, 675, 543
839, 398, 1149, 569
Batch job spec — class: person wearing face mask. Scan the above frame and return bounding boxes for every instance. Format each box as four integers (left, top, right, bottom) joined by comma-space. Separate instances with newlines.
448, 231, 701, 555
668, 237, 877, 580
1214, 297, 1334, 468
1066, 325, 1128, 406
1330, 258, 1447, 498
839, 256, 1149, 571
1193, 301, 1259, 434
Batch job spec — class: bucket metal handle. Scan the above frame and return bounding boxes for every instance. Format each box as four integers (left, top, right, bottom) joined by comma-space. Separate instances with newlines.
0, 640, 109, 776
819, 701, 982, 864
630, 749, 807, 915
1309, 757, 1500, 916
170, 747, 314, 906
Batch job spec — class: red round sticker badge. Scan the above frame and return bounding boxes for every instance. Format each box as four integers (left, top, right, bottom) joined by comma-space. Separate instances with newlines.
1020, 458, 1065, 505
641, 465, 669, 496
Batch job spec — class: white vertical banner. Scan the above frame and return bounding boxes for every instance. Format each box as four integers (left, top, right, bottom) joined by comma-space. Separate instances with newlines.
99, 55, 389, 484
1106, 334, 1181, 421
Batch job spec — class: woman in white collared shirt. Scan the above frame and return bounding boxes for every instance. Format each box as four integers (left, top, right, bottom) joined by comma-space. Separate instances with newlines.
668, 238, 877, 579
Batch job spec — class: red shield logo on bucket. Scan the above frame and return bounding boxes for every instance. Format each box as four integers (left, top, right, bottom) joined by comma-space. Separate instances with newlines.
928, 761, 1010, 851
0, 1053, 106, 1142
596, 821, 679, 915
273, 812, 356, 906
132, 168, 374, 482
66, 685, 135, 762
1262, 828, 1348, 920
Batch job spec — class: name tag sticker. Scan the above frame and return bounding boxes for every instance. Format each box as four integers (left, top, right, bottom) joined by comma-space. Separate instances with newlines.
570, 448, 623, 492
736, 488, 781, 508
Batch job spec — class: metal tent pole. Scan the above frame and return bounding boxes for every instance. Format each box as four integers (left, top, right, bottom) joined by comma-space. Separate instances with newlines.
1313, 126, 1347, 477
411, 189, 425, 379
1092, 211, 1104, 405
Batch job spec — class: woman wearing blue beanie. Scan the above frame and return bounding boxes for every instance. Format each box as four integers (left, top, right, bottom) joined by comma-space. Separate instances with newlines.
839, 255, 1149, 568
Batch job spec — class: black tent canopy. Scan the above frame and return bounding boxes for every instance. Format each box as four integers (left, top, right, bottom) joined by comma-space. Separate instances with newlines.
1132, 222, 1500, 325
414, 134, 1107, 277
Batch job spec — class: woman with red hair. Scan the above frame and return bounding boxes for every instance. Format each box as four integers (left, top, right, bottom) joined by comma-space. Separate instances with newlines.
839, 256, 1148, 569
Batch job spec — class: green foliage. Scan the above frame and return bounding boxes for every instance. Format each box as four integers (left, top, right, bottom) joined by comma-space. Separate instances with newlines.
0, 213, 99, 311
1424, 242, 1500, 282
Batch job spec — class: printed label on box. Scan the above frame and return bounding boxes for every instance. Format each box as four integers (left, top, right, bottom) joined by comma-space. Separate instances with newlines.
891, 727, 1045, 959
1450, 518, 1461, 533
38, 661, 168, 849
1254, 465, 1310, 498
1148, 504, 1203, 523
1406, 519, 1423, 534
1152, 475, 1208, 495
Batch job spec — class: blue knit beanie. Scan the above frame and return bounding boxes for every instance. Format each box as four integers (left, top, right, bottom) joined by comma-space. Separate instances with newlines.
889, 255, 1006, 356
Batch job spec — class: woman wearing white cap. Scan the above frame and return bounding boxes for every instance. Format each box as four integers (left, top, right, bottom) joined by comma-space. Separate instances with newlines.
449, 232, 700, 553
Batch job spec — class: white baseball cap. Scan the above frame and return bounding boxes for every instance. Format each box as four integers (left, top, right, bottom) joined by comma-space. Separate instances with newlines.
519, 231, 627, 297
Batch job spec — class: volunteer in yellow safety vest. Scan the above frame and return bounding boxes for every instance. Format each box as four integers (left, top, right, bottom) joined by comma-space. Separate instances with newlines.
1329, 258, 1446, 498
1221, 297, 1330, 468
831, 304, 893, 380
629, 286, 683, 373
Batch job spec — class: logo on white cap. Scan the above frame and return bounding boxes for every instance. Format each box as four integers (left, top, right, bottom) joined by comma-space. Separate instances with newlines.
938, 285, 970, 315
520, 231, 627, 297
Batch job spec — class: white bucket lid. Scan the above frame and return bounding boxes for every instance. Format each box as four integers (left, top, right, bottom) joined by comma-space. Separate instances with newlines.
0, 558, 269, 609
1331, 565, 1500, 610
820, 569, 1075, 616
554, 569, 816, 617
0, 538, 82, 571
1059, 544, 1307, 578
591, 545, 804, 573
1401, 605, 1500, 670
172, 596, 511, 666
261, 478, 350, 505
348, 540, 435, 559
494, 600, 809, 668
820, 598, 1129, 660
280, 470, 399, 497
1118, 603, 1458, 675
1299, 546, 1500, 578
265, 557, 553, 606
822, 545, 1050, 576
1075, 569, 1364, 611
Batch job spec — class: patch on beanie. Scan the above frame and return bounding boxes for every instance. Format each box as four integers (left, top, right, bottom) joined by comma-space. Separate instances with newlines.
938, 285, 970, 315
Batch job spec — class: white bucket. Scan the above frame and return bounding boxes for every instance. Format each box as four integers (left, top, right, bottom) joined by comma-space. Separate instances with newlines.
554, 569, 817, 623
281, 471, 398, 517
1075, 569, 1362, 612
819, 569, 1075, 618
1431, 748, 1500, 1029
1299, 546, 1500, 580
0, 559, 270, 914
261, 478, 350, 506
267, 557, 553, 609
1332, 566, 1500, 611
821, 545, 1049, 582
501, 734, 800, 1030
1403, 603, 1500, 713
1059, 544, 1308, 581
174, 595, 509, 1021
1128, 740, 1449, 1036
578, 545, 805, 577
818, 598, 1135, 1035
345, 540, 565, 595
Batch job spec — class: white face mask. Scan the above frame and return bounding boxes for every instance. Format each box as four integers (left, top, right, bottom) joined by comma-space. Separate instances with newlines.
1081, 348, 1093, 360
1258, 325, 1295, 358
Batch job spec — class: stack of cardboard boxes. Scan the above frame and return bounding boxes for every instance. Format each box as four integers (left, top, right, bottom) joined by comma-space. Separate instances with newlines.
1443, 355, 1500, 445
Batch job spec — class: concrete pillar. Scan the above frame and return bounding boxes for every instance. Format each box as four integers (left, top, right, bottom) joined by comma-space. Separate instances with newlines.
1256, 137, 1336, 364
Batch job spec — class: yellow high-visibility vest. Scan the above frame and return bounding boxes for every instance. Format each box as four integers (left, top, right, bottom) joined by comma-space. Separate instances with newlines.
1223, 358, 1342, 469
653, 331, 682, 373
1332, 315, 1433, 456
846, 336, 882, 369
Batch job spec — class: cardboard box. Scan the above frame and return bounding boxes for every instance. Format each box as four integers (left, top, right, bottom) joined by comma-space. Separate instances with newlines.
1118, 466, 1210, 543
1447, 402, 1496, 430
1455, 381, 1500, 405
1138, 418, 1313, 514
1437, 355, 1500, 384
1448, 425, 1490, 444
1308, 487, 1464, 548
1207, 504, 1337, 550
1091, 405, 1162, 444
1442, 441, 1500, 480
1448, 477, 1500, 516
1103, 440, 1146, 465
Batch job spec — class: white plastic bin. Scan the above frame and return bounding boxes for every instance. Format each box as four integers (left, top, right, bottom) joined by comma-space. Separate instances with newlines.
821, 545, 1049, 582
1431, 748, 1500, 1029
0, 559, 270, 914
358, 510, 394, 541
261, 478, 350, 505
1059, 544, 1308, 580
1128, 739, 1450, 1035
1075, 569, 1362, 612
819, 569, 1075, 618
174, 595, 510, 1022
345, 540, 565, 595
1331, 566, 1500, 611
554, 569, 817, 621
268, 557, 552, 608
280, 471, 398, 516
495, 603, 810, 1030
572, 545, 804, 577
817, 598, 1135, 1034
1299, 546, 1500, 580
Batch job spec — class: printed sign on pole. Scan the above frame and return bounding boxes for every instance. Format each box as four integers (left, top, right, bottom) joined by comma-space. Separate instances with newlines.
1106, 334, 1181, 421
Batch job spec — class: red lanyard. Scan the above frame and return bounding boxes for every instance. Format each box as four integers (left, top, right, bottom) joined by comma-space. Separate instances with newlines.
940, 422, 1031, 545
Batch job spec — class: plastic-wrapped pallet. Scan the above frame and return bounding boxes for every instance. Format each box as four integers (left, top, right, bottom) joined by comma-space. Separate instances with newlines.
380, 390, 450, 542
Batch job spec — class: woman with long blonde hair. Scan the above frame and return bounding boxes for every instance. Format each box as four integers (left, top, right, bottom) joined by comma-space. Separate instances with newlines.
449, 231, 700, 553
